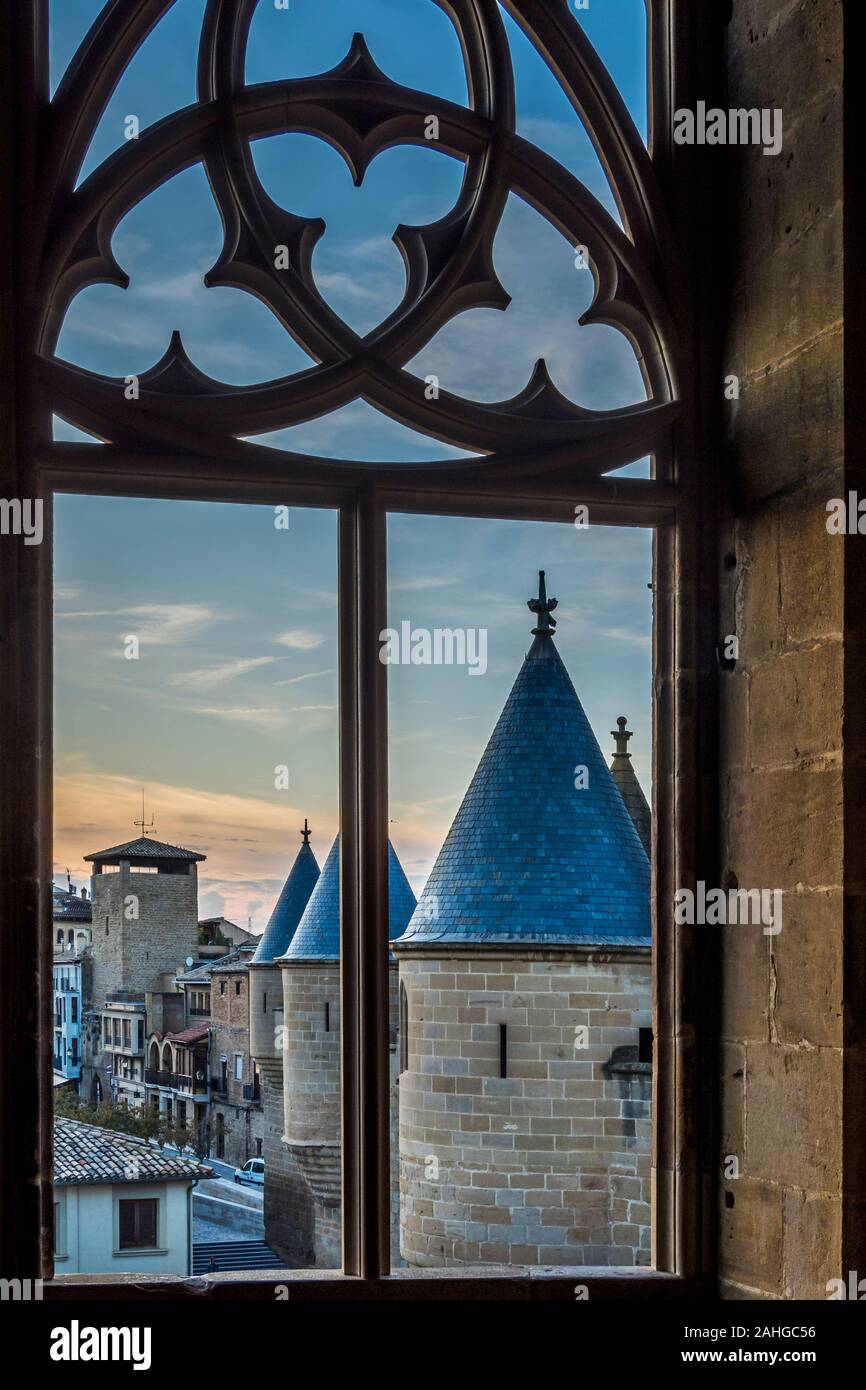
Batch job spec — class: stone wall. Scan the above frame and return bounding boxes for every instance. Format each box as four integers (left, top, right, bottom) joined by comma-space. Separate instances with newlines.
718, 0, 847, 1299
90, 867, 199, 1004
397, 952, 651, 1267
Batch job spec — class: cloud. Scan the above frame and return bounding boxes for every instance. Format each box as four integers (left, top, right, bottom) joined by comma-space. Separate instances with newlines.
390, 576, 458, 593
170, 656, 277, 690
192, 706, 288, 732
593, 625, 652, 649
53, 764, 338, 930
273, 668, 334, 687
275, 628, 326, 650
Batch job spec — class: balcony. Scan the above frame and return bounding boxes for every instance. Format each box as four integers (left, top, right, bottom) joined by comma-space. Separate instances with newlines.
145, 1069, 199, 1094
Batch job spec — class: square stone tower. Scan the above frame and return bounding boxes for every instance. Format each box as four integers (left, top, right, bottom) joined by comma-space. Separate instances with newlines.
85, 836, 205, 1005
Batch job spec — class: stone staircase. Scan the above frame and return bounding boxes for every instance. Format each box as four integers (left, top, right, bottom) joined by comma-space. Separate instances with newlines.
192, 1239, 284, 1274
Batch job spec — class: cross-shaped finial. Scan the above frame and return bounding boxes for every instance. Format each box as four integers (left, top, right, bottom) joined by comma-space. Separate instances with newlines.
528, 570, 558, 637
300, 818, 311, 845
611, 716, 632, 757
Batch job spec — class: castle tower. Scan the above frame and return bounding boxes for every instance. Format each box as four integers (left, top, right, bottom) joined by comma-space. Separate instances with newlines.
609, 716, 652, 856
393, 573, 652, 1268
85, 835, 205, 1005
269, 835, 416, 1268
83, 834, 205, 1106
248, 821, 320, 1250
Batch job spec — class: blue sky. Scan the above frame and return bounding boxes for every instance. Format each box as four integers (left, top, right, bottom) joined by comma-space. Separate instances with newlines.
51, 1, 653, 928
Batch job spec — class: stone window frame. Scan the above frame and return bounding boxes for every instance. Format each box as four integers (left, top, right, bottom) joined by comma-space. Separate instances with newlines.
0, 0, 722, 1299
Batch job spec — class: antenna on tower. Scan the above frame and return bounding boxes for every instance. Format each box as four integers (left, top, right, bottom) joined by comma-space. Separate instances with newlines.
134, 789, 154, 837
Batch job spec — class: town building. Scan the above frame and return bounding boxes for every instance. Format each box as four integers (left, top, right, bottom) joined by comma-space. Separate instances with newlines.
52, 1116, 211, 1276
199, 916, 257, 950
52, 881, 93, 1091
201, 946, 263, 1166
144, 1023, 210, 1147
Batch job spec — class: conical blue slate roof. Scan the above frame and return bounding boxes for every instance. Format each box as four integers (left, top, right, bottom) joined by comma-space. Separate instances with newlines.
251, 832, 320, 964
395, 575, 650, 949
282, 835, 417, 961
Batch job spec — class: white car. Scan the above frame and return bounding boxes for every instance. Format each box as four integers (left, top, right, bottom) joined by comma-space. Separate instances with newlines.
233, 1158, 264, 1187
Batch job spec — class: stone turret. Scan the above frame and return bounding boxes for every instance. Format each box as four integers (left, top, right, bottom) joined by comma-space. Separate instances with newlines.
393, 573, 652, 1268
268, 835, 416, 1268
248, 821, 320, 1255
609, 716, 652, 856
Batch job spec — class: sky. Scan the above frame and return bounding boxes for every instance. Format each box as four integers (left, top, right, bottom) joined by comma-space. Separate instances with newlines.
51, 1, 653, 930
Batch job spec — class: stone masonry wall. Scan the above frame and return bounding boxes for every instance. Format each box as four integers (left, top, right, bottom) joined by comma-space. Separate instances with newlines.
90, 868, 199, 1004
397, 953, 651, 1267
718, 0, 845, 1299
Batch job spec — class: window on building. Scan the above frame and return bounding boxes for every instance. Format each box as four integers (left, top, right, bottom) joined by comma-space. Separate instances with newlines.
35, 0, 702, 1296
118, 1199, 159, 1251
70, 997, 77, 1023
234, 1054, 243, 1082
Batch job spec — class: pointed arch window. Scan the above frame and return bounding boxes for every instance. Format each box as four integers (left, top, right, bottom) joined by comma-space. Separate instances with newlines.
3, 0, 719, 1299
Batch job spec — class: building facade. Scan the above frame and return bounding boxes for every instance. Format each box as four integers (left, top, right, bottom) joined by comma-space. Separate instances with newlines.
207, 949, 264, 1167
52, 882, 93, 1091
53, 1117, 210, 1276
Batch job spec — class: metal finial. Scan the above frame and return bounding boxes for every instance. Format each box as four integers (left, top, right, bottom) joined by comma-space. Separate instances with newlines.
300, 818, 312, 846
528, 570, 558, 637
611, 716, 632, 757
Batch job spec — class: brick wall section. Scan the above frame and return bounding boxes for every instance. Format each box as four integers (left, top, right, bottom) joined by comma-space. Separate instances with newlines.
719, 0, 845, 1299
208, 968, 264, 1167
397, 953, 651, 1267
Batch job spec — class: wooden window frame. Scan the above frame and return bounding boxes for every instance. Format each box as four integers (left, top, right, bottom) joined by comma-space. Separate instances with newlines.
0, 0, 723, 1299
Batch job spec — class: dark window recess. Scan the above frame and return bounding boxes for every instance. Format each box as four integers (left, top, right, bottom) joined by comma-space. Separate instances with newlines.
499, 1024, 508, 1079
399, 982, 408, 1075
235, 981, 241, 996
118, 1198, 158, 1250
639, 1028, 654, 1064
262, 992, 267, 1014
324, 1002, 330, 1032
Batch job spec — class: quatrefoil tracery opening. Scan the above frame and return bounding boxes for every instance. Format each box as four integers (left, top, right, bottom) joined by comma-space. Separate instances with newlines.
40, 0, 680, 482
